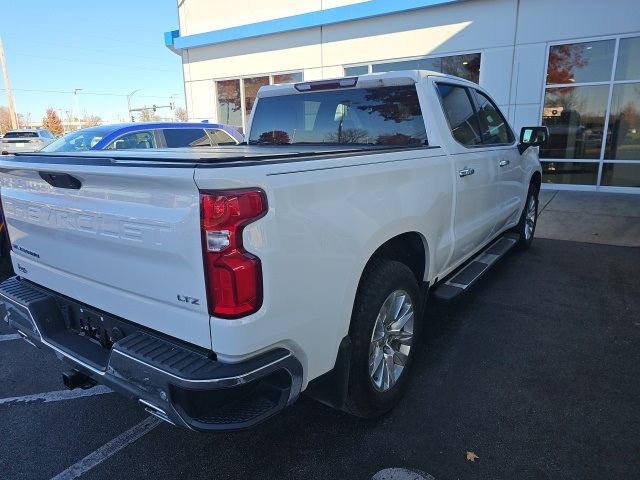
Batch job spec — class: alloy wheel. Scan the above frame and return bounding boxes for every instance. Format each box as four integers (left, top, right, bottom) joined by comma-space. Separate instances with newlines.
524, 194, 537, 240
368, 290, 414, 392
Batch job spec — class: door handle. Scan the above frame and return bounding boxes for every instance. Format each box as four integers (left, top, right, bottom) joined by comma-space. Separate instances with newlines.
459, 168, 475, 177
499, 160, 510, 167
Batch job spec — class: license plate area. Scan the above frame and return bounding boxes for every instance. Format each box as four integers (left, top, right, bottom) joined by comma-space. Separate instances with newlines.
65, 303, 130, 350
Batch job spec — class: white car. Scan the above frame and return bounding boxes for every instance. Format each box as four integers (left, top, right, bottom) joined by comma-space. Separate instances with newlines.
0, 70, 545, 431
0, 128, 55, 154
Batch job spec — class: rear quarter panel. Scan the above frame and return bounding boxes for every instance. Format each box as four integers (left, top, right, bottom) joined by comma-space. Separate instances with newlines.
195, 147, 454, 385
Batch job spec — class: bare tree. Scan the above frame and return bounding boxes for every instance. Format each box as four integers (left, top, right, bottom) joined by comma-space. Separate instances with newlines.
324, 127, 369, 144
82, 115, 102, 127
174, 106, 188, 122
138, 108, 160, 122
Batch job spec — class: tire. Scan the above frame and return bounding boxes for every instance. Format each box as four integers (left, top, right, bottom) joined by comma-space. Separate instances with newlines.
345, 259, 422, 418
513, 182, 539, 252
0, 227, 9, 259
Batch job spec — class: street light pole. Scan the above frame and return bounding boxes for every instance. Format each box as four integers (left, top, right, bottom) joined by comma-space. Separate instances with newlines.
127, 89, 141, 122
169, 93, 179, 122
73, 88, 83, 131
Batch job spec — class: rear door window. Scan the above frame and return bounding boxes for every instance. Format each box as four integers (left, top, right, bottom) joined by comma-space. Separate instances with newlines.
435, 83, 482, 147
471, 89, 514, 145
162, 128, 212, 147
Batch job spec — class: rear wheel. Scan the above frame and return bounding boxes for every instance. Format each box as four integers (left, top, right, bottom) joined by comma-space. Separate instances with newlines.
513, 182, 539, 251
0, 226, 9, 258
345, 259, 422, 418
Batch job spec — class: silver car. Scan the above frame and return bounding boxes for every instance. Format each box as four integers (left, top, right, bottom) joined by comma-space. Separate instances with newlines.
0, 128, 56, 154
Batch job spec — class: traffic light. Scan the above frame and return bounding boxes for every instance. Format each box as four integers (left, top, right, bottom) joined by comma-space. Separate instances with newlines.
152, 104, 157, 112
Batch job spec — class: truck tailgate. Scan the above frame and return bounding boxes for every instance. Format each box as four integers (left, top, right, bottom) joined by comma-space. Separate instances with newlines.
0, 156, 211, 349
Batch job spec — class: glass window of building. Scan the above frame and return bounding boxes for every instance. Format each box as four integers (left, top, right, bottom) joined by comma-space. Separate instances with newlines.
215, 72, 303, 129
273, 72, 303, 84
372, 57, 440, 73
344, 65, 369, 76
601, 163, 640, 187
540, 35, 640, 189
216, 79, 242, 127
605, 83, 640, 160
541, 162, 599, 185
243, 76, 270, 117
615, 37, 640, 81
441, 54, 481, 83
359, 52, 480, 83
546, 40, 615, 84
541, 85, 609, 159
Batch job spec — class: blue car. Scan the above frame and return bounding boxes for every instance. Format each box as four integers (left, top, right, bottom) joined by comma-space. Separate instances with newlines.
40, 122, 243, 153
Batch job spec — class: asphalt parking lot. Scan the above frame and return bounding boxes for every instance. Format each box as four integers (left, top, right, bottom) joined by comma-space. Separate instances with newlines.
1, 238, 639, 480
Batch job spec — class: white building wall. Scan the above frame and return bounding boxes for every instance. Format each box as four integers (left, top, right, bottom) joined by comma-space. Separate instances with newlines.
178, 0, 320, 36
320, 0, 517, 67
516, 0, 640, 44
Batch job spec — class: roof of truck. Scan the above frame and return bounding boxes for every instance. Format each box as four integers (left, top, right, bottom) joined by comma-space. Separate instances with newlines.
259, 69, 477, 98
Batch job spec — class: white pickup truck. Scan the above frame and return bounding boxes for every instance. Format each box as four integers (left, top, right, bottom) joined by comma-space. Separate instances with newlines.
0, 71, 546, 431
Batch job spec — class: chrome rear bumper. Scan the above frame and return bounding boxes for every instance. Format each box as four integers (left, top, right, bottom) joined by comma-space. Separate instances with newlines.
0, 276, 303, 431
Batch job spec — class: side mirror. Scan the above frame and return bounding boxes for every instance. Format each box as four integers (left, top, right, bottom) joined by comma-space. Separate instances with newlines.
518, 126, 549, 154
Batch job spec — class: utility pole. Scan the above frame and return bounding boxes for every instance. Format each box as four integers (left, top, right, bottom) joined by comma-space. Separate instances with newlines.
169, 93, 179, 122
0, 37, 18, 129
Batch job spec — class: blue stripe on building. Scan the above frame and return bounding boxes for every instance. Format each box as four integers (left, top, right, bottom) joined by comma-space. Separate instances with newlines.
165, 0, 462, 50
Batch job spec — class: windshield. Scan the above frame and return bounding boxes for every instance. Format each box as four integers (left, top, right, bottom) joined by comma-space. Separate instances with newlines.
4, 131, 38, 138
42, 126, 114, 152
248, 85, 427, 146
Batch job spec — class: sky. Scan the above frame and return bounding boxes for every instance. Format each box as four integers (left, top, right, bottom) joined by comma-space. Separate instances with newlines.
0, 0, 183, 124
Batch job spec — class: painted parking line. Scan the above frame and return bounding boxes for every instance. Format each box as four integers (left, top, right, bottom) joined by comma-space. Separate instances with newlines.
0, 385, 113, 406
372, 468, 436, 480
50, 416, 162, 480
0, 333, 21, 342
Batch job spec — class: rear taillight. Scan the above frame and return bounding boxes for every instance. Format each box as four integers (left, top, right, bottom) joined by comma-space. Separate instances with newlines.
200, 189, 267, 318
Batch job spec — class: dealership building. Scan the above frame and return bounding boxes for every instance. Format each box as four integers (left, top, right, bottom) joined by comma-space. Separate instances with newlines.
165, 0, 640, 192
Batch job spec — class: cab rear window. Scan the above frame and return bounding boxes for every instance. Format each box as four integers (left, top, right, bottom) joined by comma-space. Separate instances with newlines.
249, 85, 427, 146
